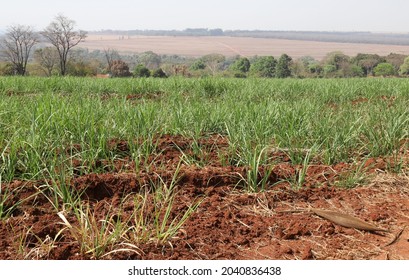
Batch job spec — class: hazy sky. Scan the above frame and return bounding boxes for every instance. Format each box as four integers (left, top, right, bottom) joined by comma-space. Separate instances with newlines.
1, 0, 409, 32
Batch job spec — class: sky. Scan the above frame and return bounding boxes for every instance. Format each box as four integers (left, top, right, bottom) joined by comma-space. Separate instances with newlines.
1, 0, 409, 33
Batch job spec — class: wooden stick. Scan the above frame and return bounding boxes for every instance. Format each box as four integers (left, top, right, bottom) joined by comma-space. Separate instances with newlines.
278, 207, 389, 232
384, 226, 406, 247
309, 208, 389, 232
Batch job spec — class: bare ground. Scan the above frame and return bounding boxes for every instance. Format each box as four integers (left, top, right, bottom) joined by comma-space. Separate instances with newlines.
1, 134, 408, 260
82, 35, 409, 59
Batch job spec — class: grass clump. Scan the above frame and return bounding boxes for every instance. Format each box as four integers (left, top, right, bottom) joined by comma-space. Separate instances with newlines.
55, 163, 201, 259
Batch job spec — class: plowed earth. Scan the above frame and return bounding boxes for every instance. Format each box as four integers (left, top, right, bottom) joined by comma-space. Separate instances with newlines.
1, 134, 409, 260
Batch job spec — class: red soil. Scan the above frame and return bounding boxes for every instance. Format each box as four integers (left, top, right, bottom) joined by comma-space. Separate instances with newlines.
1, 134, 408, 260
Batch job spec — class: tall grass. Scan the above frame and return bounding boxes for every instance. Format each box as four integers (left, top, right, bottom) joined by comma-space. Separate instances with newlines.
55, 163, 201, 259
1, 76, 408, 181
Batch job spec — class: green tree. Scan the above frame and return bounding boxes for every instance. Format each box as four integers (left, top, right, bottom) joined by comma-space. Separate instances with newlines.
299, 56, 317, 68
230, 57, 250, 73
323, 51, 349, 70
399, 56, 409, 75
350, 65, 365, 77
190, 59, 206, 71
373, 63, 395, 76
133, 64, 151, 77
295, 56, 319, 77
352, 53, 384, 76
249, 56, 276, 77
323, 64, 337, 77
308, 64, 323, 76
276, 54, 292, 78
66, 60, 97, 76
152, 68, 167, 78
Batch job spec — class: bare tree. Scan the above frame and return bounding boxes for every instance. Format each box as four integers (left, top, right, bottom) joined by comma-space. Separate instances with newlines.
201, 54, 225, 75
110, 60, 131, 77
34, 47, 59, 76
1, 25, 38, 75
41, 14, 87, 76
103, 48, 120, 74
139, 51, 161, 69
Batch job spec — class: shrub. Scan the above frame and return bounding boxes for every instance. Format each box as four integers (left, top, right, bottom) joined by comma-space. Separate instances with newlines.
190, 60, 206, 71
250, 56, 276, 78
276, 54, 292, 78
230, 57, 250, 73
66, 61, 97, 77
399, 56, 409, 76
233, 72, 247, 78
0, 63, 15, 76
323, 64, 337, 77
152, 68, 167, 78
373, 63, 395, 77
110, 60, 131, 77
350, 65, 365, 77
133, 64, 151, 78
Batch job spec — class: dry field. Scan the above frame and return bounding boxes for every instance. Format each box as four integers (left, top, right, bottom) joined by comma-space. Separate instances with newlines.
82, 34, 409, 58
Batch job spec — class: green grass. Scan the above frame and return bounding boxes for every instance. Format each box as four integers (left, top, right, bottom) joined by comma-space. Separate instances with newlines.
55, 162, 201, 259
236, 146, 276, 192
1, 76, 408, 181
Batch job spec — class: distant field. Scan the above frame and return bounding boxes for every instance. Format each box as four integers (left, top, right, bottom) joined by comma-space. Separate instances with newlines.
82, 34, 409, 58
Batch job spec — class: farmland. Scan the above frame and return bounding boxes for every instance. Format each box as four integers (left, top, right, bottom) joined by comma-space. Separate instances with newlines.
0, 76, 409, 259
82, 34, 409, 59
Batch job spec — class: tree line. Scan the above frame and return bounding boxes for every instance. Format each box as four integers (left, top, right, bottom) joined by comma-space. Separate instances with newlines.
2, 15, 409, 78
179, 52, 409, 78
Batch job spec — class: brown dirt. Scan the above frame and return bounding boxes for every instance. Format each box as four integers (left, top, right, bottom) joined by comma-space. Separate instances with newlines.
1, 134, 408, 260
351, 97, 369, 105
82, 35, 409, 59
97, 92, 165, 103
